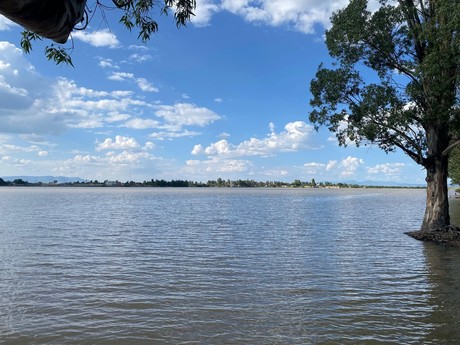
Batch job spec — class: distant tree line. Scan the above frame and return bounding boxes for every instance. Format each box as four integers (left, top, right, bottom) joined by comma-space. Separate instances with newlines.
0, 178, 28, 186
0, 177, 424, 189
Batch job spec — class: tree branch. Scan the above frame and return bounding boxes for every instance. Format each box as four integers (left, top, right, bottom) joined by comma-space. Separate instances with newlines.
365, 37, 420, 86
368, 117, 425, 164
442, 139, 460, 157
392, 139, 425, 164
399, 0, 426, 64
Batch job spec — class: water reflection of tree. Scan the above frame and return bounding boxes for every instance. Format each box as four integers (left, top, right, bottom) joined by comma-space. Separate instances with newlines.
422, 229, 460, 343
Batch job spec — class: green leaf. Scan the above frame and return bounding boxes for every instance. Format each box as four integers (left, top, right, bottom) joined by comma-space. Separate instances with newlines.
45, 46, 74, 67
18, 0, 197, 65
20, 30, 42, 54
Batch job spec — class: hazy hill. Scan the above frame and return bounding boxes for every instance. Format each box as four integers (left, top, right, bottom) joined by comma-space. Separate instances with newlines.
343, 180, 425, 188
1, 176, 86, 184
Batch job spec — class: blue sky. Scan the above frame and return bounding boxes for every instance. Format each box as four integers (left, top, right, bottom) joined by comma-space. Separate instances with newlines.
0, 0, 426, 184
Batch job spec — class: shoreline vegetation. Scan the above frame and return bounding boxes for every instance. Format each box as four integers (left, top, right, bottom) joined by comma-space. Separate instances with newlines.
0, 177, 425, 189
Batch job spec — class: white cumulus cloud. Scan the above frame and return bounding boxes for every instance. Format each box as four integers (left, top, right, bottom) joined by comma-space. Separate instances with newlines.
303, 157, 363, 179
106, 150, 152, 164
73, 29, 120, 48
129, 53, 153, 63
154, 103, 222, 128
97, 57, 120, 69
136, 77, 159, 92
122, 118, 160, 129
0, 16, 16, 31
192, 121, 314, 158
339, 156, 364, 177
96, 135, 140, 151
368, 163, 405, 175
195, 0, 358, 34
108, 72, 159, 92
108, 72, 134, 81
193, 0, 221, 26
150, 129, 202, 140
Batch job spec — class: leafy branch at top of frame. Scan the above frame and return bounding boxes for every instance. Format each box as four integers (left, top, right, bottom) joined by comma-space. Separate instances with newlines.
115, 0, 196, 42
21, 30, 74, 66
19, 0, 196, 66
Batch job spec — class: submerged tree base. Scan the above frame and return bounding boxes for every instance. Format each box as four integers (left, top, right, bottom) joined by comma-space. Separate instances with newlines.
406, 225, 460, 246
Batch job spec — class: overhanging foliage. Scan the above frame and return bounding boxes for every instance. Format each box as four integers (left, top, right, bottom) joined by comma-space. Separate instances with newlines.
1, 0, 196, 65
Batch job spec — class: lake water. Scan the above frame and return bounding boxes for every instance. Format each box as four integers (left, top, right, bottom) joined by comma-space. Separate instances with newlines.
1, 187, 460, 344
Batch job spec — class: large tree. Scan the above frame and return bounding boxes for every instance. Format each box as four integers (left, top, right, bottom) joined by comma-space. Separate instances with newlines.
0, 0, 196, 65
309, 0, 460, 237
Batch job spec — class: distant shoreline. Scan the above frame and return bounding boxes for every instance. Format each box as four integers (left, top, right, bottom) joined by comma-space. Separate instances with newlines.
0, 181, 426, 189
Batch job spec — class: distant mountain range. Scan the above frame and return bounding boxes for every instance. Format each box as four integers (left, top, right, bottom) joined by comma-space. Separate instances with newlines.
343, 180, 426, 187
1, 176, 87, 183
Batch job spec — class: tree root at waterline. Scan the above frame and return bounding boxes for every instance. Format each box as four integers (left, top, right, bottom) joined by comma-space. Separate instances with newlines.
406, 225, 460, 246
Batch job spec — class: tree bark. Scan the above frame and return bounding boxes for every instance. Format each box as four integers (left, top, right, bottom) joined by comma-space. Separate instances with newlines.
421, 125, 450, 231
421, 155, 450, 231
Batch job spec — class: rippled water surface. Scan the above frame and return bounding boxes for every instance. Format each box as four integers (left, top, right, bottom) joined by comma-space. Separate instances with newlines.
2, 187, 460, 344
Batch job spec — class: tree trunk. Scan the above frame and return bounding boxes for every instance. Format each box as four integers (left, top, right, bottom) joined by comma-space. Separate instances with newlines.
421, 156, 450, 231
421, 125, 450, 231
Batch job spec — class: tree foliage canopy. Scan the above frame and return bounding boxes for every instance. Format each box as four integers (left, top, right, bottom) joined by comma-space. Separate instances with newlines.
309, 0, 460, 169
16, 0, 196, 65
309, 0, 460, 232
113, 0, 196, 40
